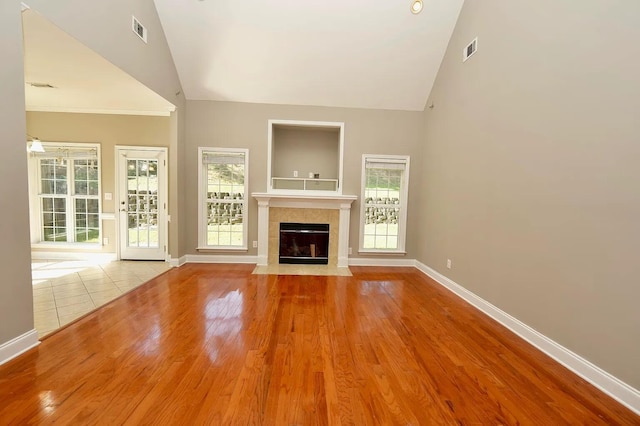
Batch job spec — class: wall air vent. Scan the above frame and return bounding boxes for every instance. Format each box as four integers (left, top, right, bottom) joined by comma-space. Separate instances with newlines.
27, 82, 55, 89
463, 37, 478, 62
132, 16, 148, 43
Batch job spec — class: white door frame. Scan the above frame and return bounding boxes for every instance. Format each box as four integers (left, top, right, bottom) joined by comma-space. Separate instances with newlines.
115, 146, 168, 261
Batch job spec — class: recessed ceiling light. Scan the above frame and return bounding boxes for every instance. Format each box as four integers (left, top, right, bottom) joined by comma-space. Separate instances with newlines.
410, 0, 423, 14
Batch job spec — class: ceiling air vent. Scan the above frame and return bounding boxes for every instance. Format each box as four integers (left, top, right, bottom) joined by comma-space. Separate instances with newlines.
463, 37, 478, 62
132, 16, 148, 43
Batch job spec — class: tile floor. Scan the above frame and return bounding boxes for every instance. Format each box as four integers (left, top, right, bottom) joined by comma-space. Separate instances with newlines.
32, 259, 172, 338
252, 264, 352, 276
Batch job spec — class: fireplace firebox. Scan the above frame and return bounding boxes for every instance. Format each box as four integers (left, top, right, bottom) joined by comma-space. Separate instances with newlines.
279, 223, 329, 265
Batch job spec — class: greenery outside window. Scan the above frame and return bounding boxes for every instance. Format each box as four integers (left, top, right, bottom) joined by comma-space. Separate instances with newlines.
29, 143, 101, 244
359, 154, 410, 253
198, 148, 249, 250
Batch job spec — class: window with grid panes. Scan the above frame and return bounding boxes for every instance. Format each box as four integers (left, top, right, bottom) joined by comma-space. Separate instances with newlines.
31, 144, 100, 244
198, 148, 249, 249
359, 155, 410, 252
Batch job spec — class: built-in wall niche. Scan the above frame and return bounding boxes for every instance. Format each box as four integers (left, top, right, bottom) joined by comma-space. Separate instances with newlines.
267, 120, 344, 194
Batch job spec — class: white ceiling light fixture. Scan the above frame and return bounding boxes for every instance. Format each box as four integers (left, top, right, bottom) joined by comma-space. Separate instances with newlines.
410, 0, 423, 14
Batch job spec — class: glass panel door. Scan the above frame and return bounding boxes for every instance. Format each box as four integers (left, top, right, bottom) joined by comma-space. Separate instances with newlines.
117, 148, 167, 260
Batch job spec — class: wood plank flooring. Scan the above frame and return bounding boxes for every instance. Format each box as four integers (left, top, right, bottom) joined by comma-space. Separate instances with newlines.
0, 264, 637, 424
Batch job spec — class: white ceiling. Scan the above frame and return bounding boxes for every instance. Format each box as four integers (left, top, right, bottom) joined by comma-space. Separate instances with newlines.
22, 9, 175, 116
154, 0, 464, 111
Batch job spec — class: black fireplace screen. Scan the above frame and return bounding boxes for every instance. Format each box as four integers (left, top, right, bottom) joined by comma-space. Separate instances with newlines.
279, 222, 329, 265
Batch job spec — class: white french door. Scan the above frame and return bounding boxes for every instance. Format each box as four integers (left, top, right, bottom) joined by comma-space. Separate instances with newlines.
116, 147, 168, 260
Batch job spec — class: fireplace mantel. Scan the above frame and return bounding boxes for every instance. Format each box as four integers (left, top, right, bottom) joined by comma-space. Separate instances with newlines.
252, 192, 357, 267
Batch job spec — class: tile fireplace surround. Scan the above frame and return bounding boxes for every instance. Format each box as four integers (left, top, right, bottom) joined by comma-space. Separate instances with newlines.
251, 193, 357, 268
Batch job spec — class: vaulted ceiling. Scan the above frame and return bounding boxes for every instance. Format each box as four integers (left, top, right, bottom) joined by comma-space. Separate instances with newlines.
22, 1, 464, 114
22, 9, 175, 116
154, 0, 464, 111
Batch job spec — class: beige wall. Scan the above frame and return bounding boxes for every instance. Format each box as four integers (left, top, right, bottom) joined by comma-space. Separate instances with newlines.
420, 0, 640, 388
185, 100, 423, 258
0, 0, 35, 345
27, 112, 170, 254
172, 109, 187, 256
272, 127, 340, 180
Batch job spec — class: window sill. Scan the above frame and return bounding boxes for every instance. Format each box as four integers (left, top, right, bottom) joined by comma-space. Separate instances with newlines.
32, 242, 102, 250
358, 249, 407, 256
196, 246, 248, 252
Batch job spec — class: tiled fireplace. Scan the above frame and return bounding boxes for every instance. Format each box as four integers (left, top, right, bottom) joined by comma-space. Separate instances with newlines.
279, 222, 330, 265
251, 193, 357, 268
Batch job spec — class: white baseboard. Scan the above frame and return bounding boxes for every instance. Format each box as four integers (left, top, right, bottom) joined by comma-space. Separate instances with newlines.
186, 254, 258, 264
414, 260, 640, 415
31, 251, 117, 262
348, 257, 416, 267
168, 255, 187, 267
0, 329, 39, 366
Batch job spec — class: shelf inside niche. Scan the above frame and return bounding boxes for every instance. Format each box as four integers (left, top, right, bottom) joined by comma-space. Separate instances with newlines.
268, 120, 344, 194
272, 177, 338, 191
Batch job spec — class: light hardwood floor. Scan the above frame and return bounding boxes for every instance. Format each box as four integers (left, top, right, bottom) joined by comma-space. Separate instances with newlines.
1, 264, 637, 424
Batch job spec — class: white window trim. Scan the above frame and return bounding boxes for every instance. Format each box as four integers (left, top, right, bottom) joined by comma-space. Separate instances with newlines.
197, 147, 249, 251
27, 141, 102, 246
358, 154, 410, 254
